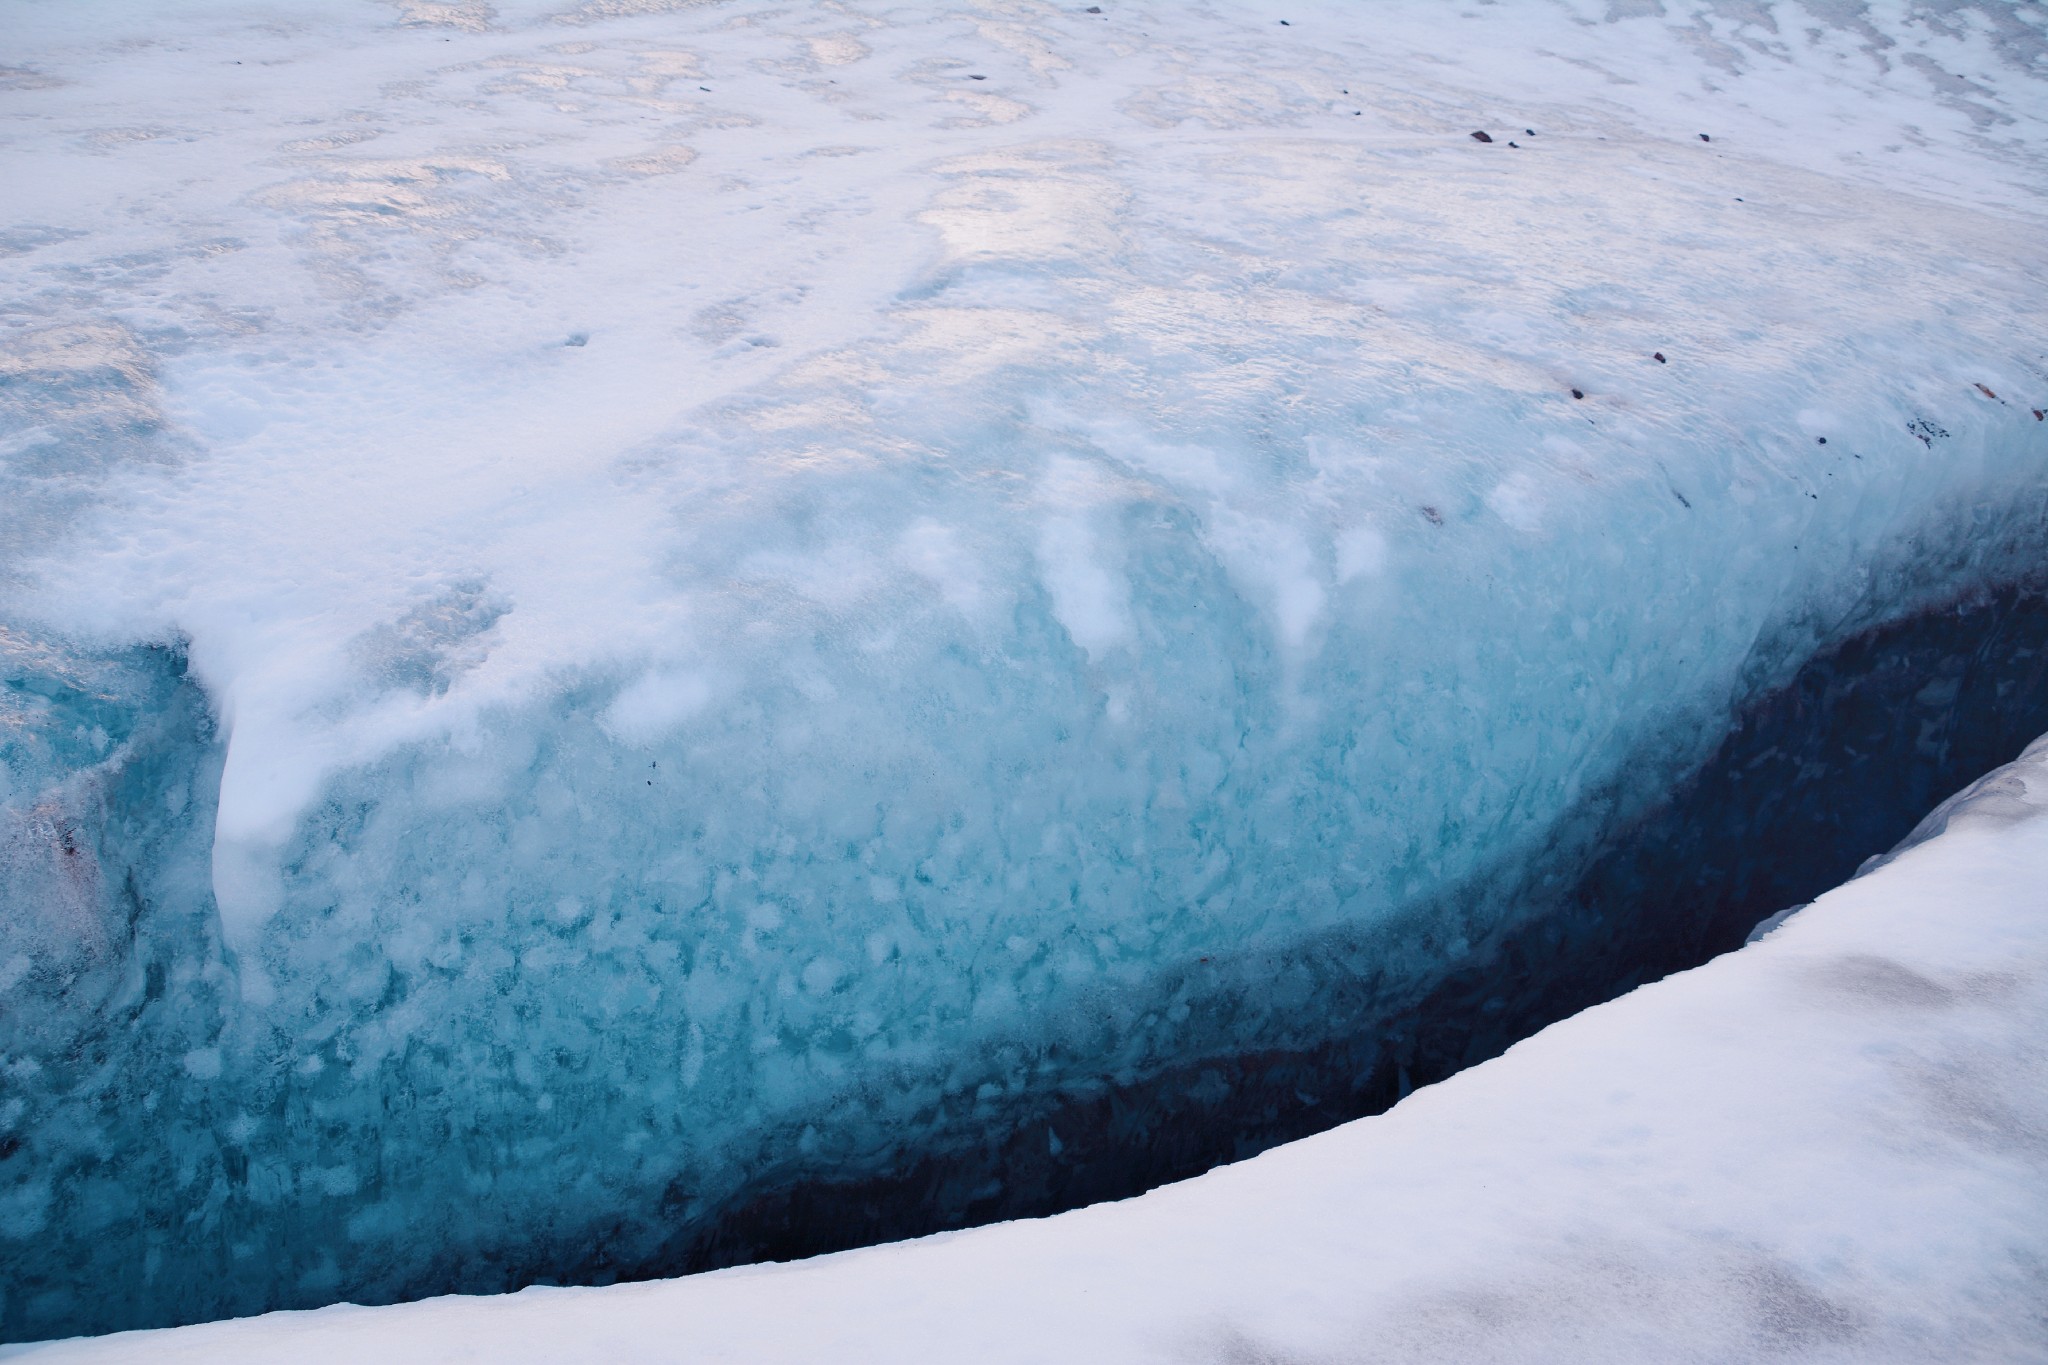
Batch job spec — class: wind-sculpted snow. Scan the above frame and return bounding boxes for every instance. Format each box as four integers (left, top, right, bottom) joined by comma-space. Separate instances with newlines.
3, 0, 2047, 1342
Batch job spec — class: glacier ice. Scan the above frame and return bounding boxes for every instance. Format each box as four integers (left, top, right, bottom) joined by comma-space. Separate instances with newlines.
25, 726, 2048, 1364
4, 0, 2048, 1342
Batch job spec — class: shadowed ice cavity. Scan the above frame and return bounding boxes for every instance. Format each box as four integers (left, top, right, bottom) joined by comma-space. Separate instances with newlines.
8, 100, 2048, 1343
6, 426, 2048, 1339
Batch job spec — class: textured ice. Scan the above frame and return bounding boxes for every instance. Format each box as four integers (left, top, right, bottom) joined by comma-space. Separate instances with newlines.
3, 0, 2048, 1342
28, 725, 2047, 1364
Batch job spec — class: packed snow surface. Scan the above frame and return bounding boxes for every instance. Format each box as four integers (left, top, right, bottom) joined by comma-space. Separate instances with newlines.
14, 732, 2048, 1362
4, 0, 2048, 1342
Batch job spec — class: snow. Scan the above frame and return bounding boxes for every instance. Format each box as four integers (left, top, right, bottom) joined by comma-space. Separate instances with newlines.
13, 733, 2048, 1362
3, 0, 2048, 1346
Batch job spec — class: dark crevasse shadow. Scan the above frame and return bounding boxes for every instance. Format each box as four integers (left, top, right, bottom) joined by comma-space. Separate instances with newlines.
654, 578, 2048, 1279
8, 577, 2048, 1341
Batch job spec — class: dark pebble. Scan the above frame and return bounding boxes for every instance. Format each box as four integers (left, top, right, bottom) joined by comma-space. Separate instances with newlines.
1571, 388, 1585, 400
1470, 130, 1493, 142
1817, 437, 1827, 444
1699, 133, 1711, 142
1653, 352, 1666, 363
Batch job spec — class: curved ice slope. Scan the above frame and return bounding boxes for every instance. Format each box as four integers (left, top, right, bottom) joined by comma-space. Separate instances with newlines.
28, 729, 2046, 1364
4, 0, 2048, 1341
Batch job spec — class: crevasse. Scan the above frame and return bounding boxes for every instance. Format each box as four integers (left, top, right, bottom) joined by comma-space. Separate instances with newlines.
7, 370, 2045, 1340
4, 0, 2048, 1343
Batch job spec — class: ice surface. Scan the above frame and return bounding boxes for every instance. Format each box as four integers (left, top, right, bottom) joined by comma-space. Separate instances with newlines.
15, 731, 2048, 1363
4, 0, 2048, 1342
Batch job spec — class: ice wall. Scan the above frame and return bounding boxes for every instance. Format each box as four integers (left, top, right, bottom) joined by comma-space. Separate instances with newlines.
4, 0, 2048, 1341
31, 723, 2048, 1365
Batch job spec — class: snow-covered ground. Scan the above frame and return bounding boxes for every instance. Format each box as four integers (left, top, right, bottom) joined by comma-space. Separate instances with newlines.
4, 0, 2047, 1348
14, 729, 2048, 1362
